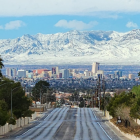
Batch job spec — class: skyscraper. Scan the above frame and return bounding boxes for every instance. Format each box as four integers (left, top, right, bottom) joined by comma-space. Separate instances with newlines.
52, 67, 59, 75
119, 71, 122, 77
64, 69, 69, 79
6, 68, 17, 77
92, 62, 100, 74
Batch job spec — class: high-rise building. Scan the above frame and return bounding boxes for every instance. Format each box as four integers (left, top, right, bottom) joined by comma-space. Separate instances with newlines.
52, 67, 59, 75
96, 70, 104, 79
59, 73, 62, 78
6, 68, 17, 77
114, 71, 119, 79
64, 69, 69, 79
114, 71, 122, 78
129, 74, 135, 80
17, 70, 26, 78
92, 62, 100, 74
119, 71, 122, 77
6, 68, 11, 77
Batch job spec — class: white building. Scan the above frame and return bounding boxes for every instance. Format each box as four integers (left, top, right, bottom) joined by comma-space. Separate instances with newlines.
92, 62, 100, 74
96, 70, 104, 79
17, 70, 26, 78
6, 68, 17, 77
84, 70, 92, 78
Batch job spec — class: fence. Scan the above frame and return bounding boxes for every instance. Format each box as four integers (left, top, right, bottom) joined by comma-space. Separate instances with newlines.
0, 112, 37, 136
29, 103, 51, 112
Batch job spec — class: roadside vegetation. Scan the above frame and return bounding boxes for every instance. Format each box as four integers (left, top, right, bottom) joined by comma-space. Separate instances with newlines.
0, 57, 34, 126
106, 84, 140, 137
31, 80, 56, 104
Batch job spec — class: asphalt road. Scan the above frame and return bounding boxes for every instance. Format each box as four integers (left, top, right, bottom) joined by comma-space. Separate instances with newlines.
3, 107, 122, 140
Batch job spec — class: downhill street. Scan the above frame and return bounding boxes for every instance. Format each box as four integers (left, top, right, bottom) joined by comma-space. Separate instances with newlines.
4, 108, 123, 140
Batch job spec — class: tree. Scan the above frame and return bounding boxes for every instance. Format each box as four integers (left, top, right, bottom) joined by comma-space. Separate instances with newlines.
32, 80, 50, 102
138, 72, 140, 77
0, 100, 9, 126
130, 98, 140, 120
107, 92, 135, 117
0, 56, 4, 77
131, 85, 140, 98
0, 78, 33, 125
60, 97, 65, 104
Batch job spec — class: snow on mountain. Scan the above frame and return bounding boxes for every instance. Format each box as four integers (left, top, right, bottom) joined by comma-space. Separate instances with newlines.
0, 29, 140, 65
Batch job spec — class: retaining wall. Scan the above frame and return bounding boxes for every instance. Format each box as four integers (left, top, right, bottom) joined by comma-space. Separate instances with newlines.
0, 112, 37, 135
104, 110, 140, 140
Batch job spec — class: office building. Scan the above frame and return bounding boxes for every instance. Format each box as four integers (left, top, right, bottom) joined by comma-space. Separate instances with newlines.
129, 74, 135, 80
114, 71, 122, 78
27, 73, 33, 79
33, 69, 49, 75
119, 71, 122, 77
17, 70, 26, 78
64, 69, 69, 79
59, 73, 62, 78
84, 70, 92, 78
52, 67, 59, 75
6, 68, 17, 77
96, 70, 104, 79
92, 62, 100, 74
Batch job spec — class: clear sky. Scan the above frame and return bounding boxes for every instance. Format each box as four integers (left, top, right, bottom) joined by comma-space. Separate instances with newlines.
0, 0, 140, 39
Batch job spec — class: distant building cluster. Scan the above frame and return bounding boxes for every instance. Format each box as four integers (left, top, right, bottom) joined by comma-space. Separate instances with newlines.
5, 62, 136, 81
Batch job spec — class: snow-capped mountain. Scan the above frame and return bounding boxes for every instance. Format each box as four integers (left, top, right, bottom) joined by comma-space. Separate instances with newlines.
0, 29, 140, 65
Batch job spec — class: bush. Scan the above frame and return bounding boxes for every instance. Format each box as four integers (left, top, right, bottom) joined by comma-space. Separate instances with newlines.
8, 117, 16, 125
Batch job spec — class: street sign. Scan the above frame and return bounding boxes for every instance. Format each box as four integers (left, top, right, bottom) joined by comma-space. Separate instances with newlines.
117, 119, 121, 123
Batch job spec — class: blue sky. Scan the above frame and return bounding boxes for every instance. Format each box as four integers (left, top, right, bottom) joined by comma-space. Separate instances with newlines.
0, 0, 140, 39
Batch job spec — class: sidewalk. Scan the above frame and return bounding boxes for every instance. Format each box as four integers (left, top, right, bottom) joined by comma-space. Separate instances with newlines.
93, 108, 130, 140
0, 108, 53, 139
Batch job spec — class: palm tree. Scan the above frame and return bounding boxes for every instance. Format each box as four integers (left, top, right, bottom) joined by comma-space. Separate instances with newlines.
0, 56, 4, 77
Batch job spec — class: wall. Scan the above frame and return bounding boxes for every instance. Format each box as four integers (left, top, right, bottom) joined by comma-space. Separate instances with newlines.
0, 112, 37, 136
104, 110, 140, 140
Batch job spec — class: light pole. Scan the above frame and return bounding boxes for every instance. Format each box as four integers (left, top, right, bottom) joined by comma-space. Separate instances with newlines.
11, 86, 21, 118
42, 85, 49, 109
102, 76, 106, 116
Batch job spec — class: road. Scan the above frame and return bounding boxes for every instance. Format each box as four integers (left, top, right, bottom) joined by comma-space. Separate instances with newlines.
4, 107, 122, 140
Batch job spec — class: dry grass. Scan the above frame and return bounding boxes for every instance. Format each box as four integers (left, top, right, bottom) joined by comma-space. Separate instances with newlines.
111, 118, 140, 138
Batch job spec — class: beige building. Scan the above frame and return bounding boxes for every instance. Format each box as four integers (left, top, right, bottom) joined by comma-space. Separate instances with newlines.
92, 62, 100, 74
128, 74, 135, 80
84, 70, 92, 78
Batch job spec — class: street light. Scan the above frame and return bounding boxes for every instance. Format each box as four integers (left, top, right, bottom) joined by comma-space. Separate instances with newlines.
11, 86, 21, 118
42, 85, 49, 109
0, 82, 21, 118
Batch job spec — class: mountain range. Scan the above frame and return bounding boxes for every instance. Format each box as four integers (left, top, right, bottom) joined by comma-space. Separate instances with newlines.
0, 29, 140, 65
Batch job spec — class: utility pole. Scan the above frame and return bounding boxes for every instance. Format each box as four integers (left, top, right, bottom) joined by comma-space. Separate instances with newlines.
99, 76, 101, 110
40, 89, 41, 113
103, 76, 106, 116
96, 78, 99, 108
94, 86, 97, 107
